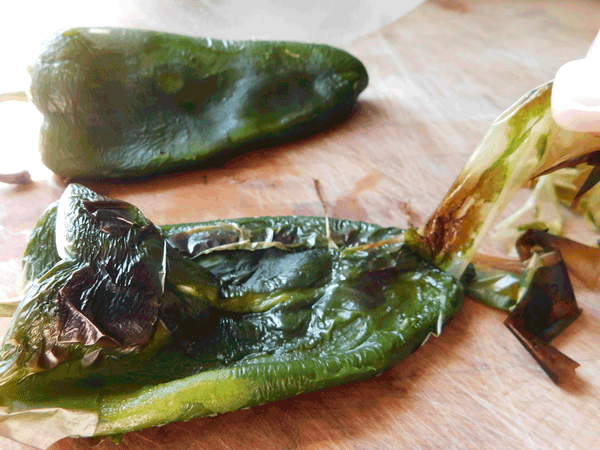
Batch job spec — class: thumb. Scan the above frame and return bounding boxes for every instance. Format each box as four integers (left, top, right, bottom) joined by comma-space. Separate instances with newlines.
551, 30, 600, 133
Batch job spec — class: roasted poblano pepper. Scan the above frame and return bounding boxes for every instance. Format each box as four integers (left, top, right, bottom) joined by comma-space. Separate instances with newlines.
0, 184, 462, 447
28, 27, 368, 179
1, 83, 596, 448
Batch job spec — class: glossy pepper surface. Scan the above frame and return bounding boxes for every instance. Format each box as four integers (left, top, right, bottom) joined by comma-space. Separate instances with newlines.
0, 184, 463, 445
30, 27, 368, 179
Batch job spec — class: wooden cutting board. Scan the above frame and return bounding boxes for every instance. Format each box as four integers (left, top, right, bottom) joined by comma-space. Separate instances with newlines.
1, 1, 599, 449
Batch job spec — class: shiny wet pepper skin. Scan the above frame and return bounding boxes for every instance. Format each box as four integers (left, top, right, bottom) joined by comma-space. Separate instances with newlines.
0, 185, 463, 440
30, 27, 369, 179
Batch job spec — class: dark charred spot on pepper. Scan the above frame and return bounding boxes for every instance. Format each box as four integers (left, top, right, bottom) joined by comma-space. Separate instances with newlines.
57, 263, 161, 347
158, 290, 211, 342
79, 199, 163, 246
422, 190, 478, 266
271, 225, 302, 245
181, 313, 253, 363
81, 199, 137, 235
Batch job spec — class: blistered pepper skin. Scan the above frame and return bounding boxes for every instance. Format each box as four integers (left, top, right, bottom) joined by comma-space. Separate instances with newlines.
30, 27, 369, 179
0, 185, 463, 443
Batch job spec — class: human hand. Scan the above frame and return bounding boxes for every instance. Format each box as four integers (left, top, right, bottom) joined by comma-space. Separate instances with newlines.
551, 30, 600, 133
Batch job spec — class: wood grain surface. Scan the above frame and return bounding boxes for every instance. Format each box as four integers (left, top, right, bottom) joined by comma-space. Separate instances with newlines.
1, 1, 599, 449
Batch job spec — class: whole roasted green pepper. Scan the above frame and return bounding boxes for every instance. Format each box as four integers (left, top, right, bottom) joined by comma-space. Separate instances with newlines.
0, 184, 463, 447
29, 27, 368, 179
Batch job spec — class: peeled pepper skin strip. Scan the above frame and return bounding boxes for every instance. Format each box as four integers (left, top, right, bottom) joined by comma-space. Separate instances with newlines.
29, 27, 368, 179
0, 184, 463, 445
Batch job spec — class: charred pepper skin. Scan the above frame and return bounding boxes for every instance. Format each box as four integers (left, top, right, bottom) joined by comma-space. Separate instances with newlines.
30, 27, 369, 179
0, 185, 463, 442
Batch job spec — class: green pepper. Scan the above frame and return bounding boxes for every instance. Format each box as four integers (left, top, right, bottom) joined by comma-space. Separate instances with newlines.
0, 184, 463, 447
28, 27, 368, 179
2, 81, 594, 448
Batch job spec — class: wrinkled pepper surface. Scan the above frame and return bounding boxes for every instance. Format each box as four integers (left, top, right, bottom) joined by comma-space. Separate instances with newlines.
29, 27, 368, 179
0, 184, 463, 446
1, 81, 592, 448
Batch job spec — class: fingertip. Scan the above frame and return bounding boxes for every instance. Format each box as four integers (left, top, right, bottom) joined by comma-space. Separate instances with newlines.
551, 58, 600, 133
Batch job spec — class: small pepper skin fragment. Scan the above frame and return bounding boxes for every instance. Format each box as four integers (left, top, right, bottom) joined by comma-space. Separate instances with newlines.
30, 27, 369, 179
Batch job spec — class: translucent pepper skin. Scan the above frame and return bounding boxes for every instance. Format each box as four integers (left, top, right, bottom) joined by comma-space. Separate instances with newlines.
30, 27, 369, 179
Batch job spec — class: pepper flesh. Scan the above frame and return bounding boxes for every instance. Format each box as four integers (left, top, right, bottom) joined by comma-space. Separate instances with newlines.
30, 27, 369, 179
0, 184, 463, 446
